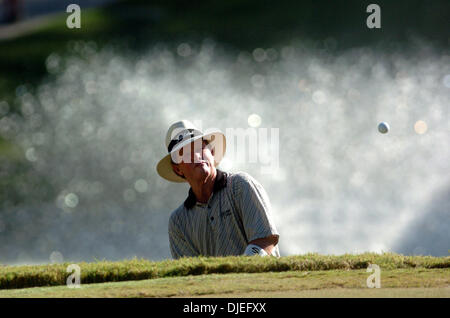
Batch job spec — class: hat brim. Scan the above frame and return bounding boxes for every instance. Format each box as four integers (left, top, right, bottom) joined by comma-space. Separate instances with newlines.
156, 130, 226, 183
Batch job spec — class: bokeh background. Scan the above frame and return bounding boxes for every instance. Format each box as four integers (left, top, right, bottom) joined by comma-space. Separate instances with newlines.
0, 0, 448, 265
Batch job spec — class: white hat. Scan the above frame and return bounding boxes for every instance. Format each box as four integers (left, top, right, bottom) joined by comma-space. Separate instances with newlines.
156, 120, 227, 182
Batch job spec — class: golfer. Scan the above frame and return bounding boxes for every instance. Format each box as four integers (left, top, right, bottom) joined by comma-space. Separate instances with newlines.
157, 120, 280, 258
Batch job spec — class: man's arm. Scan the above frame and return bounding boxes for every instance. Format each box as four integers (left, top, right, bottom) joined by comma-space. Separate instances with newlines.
232, 172, 280, 256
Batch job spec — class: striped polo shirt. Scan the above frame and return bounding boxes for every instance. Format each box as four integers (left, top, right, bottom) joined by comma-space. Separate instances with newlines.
168, 169, 280, 259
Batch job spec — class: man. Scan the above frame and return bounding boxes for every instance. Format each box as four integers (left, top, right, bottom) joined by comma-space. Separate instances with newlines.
156, 120, 280, 258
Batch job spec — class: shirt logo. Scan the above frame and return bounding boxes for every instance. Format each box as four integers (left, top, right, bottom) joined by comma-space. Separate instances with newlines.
220, 209, 232, 219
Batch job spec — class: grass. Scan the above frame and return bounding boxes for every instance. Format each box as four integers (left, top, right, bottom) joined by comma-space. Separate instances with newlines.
0, 268, 449, 298
1, 253, 449, 291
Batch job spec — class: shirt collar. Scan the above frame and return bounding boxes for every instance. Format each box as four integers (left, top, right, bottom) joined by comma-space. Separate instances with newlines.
184, 169, 227, 209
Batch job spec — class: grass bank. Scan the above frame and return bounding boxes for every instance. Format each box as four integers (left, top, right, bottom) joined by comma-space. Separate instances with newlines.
1, 268, 449, 298
1, 253, 449, 290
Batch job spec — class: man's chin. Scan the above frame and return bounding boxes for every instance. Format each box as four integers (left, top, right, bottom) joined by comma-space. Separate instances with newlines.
195, 163, 209, 173
194, 162, 213, 177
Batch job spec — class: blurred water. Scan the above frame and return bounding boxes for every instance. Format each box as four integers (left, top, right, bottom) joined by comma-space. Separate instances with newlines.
0, 39, 449, 264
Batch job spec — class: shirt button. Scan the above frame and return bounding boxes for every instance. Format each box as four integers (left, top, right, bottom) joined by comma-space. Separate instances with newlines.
210, 216, 214, 221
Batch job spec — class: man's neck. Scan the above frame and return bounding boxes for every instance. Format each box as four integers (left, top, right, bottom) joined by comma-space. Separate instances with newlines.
190, 168, 217, 203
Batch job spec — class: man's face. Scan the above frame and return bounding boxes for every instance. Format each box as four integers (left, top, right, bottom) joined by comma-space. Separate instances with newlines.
171, 139, 216, 182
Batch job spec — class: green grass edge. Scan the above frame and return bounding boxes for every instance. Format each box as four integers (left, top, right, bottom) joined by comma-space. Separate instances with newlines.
1, 252, 449, 290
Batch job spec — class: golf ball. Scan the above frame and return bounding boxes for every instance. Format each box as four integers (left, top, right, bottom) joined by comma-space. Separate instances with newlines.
378, 122, 390, 134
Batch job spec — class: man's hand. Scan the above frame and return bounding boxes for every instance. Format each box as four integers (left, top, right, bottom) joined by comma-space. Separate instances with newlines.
248, 235, 279, 255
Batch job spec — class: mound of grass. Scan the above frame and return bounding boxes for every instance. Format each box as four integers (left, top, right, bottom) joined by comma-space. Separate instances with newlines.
2, 268, 450, 298
1, 252, 448, 290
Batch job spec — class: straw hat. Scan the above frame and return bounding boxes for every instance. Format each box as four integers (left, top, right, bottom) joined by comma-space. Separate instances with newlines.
156, 120, 226, 182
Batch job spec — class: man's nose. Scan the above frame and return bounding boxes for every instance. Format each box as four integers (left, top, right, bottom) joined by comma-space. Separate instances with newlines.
186, 142, 202, 162
192, 150, 203, 163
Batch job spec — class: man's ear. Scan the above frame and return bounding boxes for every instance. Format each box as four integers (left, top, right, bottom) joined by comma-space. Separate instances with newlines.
171, 163, 185, 178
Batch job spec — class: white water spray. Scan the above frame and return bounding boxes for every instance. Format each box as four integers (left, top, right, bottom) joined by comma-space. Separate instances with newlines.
0, 39, 448, 264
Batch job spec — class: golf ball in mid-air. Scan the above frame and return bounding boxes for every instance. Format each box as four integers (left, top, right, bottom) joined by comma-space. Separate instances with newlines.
378, 122, 390, 134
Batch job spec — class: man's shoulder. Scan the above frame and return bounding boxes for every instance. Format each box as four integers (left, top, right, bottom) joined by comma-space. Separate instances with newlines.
225, 171, 263, 196
226, 170, 259, 187
226, 170, 254, 182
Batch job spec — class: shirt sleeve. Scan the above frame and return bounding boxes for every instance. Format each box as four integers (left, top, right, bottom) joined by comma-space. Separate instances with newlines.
232, 172, 280, 243
168, 213, 199, 259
